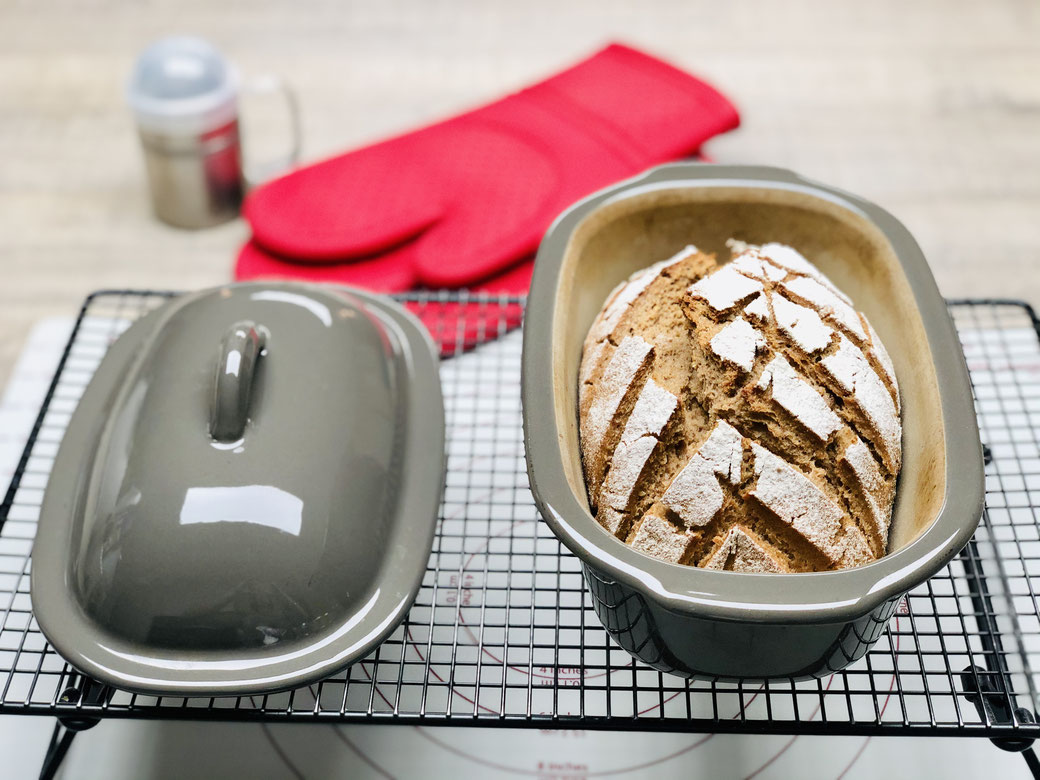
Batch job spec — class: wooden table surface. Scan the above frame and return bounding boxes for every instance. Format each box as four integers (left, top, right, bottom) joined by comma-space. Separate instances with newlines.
2, 0, 1039, 389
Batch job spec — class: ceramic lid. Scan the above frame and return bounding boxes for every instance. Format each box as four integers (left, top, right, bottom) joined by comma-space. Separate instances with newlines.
32, 283, 445, 695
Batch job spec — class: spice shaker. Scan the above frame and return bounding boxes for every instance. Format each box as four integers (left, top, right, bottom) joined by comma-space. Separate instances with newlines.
127, 36, 300, 229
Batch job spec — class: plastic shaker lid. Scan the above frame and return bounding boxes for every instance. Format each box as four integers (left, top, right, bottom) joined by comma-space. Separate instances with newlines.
127, 36, 240, 135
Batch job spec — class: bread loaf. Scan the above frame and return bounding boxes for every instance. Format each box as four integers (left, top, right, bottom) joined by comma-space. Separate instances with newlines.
578, 241, 901, 573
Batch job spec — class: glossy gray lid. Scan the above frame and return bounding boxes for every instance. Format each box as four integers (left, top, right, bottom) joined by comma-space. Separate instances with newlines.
32, 283, 445, 695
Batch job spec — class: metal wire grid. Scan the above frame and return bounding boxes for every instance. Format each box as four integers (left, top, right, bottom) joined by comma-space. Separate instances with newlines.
0, 292, 1039, 740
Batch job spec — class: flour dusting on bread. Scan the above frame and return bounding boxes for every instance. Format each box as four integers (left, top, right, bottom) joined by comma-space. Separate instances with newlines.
578, 241, 902, 573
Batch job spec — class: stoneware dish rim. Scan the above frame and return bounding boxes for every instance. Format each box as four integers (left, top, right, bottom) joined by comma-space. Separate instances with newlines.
521, 162, 984, 626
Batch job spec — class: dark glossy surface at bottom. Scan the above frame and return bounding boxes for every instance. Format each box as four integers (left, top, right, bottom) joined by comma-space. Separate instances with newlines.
582, 563, 902, 680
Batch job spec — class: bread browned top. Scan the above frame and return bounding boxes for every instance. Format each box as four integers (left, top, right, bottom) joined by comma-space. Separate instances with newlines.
578, 242, 901, 573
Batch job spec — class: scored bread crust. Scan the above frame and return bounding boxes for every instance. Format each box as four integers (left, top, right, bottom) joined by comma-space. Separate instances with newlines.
578, 241, 902, 573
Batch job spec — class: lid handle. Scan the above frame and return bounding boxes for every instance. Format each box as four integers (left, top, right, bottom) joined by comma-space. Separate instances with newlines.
211, 320, 267, 441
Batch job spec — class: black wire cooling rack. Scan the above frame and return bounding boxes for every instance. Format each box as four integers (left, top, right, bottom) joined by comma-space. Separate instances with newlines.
2, 292, 1040, 759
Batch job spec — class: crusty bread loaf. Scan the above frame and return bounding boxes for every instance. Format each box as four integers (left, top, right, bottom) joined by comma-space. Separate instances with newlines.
578, 241, 901, 573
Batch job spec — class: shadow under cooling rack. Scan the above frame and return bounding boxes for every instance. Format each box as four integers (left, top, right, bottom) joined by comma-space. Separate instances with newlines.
1, 291, 1040, 742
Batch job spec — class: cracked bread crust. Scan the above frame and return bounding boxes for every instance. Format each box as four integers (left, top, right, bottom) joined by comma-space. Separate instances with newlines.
578, 242, 902, 573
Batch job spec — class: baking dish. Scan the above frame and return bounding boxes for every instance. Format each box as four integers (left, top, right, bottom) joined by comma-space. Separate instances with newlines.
32, 282, 445, 695
522, 163, 984, 679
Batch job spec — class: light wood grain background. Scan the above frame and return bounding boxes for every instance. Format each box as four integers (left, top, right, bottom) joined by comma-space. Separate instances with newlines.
2, 0, 1039, 388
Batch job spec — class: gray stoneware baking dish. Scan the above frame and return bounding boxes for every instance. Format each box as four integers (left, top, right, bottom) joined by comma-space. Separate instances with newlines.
522, 163, 984, 679
31, 282, 445, 695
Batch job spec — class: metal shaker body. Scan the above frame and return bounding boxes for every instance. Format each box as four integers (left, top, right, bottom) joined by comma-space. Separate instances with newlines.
137, 119, 244, 228
129, 37, 298, 230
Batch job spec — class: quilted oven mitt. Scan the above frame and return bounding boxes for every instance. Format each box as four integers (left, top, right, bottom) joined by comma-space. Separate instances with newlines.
234, 43, 739, 351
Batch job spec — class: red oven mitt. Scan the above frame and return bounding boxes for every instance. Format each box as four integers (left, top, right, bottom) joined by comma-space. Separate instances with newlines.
237, 43, 739, 289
